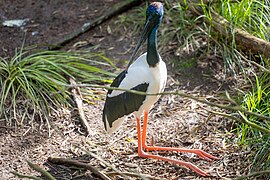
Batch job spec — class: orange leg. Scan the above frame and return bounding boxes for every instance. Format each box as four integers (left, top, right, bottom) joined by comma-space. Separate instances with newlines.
141, 111, 218, 160
136, 111, 219, 176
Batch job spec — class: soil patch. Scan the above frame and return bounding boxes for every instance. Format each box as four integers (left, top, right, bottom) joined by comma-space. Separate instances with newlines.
0, 1, 249, 179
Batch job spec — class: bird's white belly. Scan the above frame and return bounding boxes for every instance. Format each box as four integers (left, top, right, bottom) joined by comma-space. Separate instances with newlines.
105, 53, 167, 133
133, 56, 167, 117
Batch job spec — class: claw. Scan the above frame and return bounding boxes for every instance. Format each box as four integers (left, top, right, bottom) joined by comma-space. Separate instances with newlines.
193, 149, 219, 161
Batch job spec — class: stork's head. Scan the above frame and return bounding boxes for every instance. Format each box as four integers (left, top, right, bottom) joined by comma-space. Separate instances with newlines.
128, 2, 164, 67
146, 2, 164, 26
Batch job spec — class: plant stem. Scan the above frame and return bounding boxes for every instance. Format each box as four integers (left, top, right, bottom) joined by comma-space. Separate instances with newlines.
26, 160, 56, 180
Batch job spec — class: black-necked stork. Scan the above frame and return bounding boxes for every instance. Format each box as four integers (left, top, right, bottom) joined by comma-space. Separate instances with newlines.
102, 2, 218, 176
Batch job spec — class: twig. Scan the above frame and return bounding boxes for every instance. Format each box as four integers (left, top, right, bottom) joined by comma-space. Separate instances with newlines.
48, 157, 111, 180
58, 82, 270, 122
69, 78, 91, 135
234, 169, 270, 180
238, 111, 270, 134
50, 0, 143, 49
235, 50, 270, 74
11, 171, 43, 180
82, 148, 129, 179
204, 109, 270, 134
107, 171, 165, 180
26, 160, 56, 180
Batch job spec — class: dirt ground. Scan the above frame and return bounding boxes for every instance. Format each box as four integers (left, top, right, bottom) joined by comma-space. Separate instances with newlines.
0, 1, 252, 179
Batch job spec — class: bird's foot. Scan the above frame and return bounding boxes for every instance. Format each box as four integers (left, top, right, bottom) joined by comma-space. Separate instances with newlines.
142, 145, 219, 161
138, 149, 209, 176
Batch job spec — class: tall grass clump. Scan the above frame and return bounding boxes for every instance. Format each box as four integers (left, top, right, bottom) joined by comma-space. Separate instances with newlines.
210, 0, 270, 176
239, 73, 270, 144
212, 0, 270, 71
163, 0, 204, 46
238, 72, 270, 178
0, 48, 115, 125
214, 0, 270, 40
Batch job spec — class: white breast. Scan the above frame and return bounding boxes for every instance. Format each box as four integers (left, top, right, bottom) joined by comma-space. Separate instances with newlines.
111, 52, 167, 116
105, 53, 167, 134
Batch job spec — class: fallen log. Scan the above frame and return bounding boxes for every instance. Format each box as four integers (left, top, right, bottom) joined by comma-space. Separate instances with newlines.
210, 10, 270, 57
187, 0, 270, 58
48, 156, 161, 180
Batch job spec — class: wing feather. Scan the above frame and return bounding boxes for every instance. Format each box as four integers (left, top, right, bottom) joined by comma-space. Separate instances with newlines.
103, 74, 149, 132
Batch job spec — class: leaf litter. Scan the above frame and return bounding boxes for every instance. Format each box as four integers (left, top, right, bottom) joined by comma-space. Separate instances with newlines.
0, 1, 254, 179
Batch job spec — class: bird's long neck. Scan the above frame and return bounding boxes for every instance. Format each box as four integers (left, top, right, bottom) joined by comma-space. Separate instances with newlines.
147, 27, 159, 67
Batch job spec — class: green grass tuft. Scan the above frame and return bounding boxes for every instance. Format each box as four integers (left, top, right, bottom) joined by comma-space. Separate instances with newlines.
238, 72, 270, 176
210, 0, 270, 176
0, 48, 115, 125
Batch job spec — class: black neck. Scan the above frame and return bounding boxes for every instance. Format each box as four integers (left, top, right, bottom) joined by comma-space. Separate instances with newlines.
146, 27, 159, 67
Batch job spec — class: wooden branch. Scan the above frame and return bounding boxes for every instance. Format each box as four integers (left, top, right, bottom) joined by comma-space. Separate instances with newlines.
50, 0, 143, 49
205, 109, 270, 134
83, 149, 159, 179
58, 82, 270, 122
107, 172, 165, 180
84, 150, 129, 179
26, 160, 56, 180
69, 78, 91, 135
238, 111, 270, 134
210, 11, 270, 57
11, 171, 43, 180
48, 157, 111, 180
235, 50, 270, 74
187, 0, 270, 58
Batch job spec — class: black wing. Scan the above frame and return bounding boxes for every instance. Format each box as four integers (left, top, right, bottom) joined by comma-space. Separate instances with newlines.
102, 70, 149, 130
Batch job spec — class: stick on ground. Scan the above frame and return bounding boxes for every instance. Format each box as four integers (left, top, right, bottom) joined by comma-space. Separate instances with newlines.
11, 171, 43, 180
48, 157, 111, 180
69, 78, 91, 135
84, 148, 159, 180
26, 160, 56, 180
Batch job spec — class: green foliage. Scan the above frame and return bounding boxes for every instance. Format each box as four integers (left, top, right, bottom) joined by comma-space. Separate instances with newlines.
212, 0, 270, 71
173, 57, 197, 69
214, 0, 270, 40
208, 0, 270, 176
162, 0, 203, 49
162, 0, 270, 176
239, 72, 270, 176
252, 139, 270, 179
210, 0, 270, 175
0, 48, 115, 124
239, 75, 270, 144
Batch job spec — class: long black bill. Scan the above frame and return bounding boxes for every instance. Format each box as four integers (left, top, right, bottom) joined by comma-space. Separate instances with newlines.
127, 17, 155, 68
